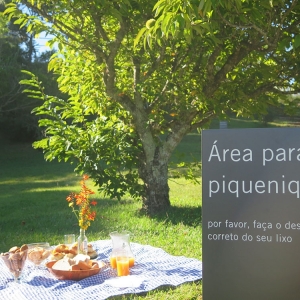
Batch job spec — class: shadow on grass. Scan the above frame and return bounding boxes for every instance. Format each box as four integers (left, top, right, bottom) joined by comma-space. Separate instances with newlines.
0, 170, 201, 249
0, 180, 137, 248
137, 204, 202, 227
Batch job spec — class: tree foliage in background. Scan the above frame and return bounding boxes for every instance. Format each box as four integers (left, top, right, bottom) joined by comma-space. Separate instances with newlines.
0, 1, 23, 113
4, 0, 300, 214
0, 0, 59, 142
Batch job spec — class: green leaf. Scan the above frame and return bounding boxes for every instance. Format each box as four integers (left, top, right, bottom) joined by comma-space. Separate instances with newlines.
13, 18, 25, 25
161, 13, 173, 35
198, 0, 205, 11
153, 0, 169, 16
3, 5, 17, 15
134, 27, 147, 48
58, 42, 63, 52
293, 35, 300, 49
22, 89, 42, 94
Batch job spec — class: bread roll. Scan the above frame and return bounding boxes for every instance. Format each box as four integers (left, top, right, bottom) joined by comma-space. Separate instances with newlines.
9, 246, 19, 253
54, 244, 69, 253
52, 258, 71, 271
49, 251, 65, 261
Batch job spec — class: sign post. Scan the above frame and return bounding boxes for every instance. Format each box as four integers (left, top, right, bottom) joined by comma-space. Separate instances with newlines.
202, 128, 300, 300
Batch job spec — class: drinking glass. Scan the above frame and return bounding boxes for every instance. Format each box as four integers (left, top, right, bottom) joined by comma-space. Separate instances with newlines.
64, 234, 75, 248
1, 248, 28, 282
27, 242, 51, 269
116, 250, 130, 277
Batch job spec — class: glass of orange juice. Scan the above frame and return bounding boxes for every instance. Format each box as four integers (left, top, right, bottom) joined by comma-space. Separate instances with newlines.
116, 251, 130, 276
111, 255, 134, 269
110, 255, 117, 269
128, 256, 135, 267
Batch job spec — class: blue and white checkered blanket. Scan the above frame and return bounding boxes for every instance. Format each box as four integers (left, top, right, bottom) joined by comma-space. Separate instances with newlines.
0, 240, 202, 300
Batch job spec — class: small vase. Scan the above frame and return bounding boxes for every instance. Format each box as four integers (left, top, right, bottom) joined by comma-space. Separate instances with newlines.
77, 229, 88, 255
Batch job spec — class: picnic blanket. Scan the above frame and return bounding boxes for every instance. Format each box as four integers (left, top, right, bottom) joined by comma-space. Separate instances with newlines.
0, 240, 202, 299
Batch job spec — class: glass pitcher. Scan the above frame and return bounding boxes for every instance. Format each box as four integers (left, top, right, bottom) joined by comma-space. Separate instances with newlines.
109, 231, 135, 268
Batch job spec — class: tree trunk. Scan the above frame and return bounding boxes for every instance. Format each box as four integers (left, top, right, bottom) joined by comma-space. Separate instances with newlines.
139, 147, 171, 215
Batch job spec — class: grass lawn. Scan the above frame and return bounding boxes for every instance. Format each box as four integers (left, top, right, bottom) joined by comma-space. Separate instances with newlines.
1, 117, 296, 299
0, 133, 202, 299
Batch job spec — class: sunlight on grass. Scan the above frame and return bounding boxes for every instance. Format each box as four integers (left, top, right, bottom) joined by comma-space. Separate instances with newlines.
0, 179, 22, 185
0, 135, 202, 299
25, 186, 73, 192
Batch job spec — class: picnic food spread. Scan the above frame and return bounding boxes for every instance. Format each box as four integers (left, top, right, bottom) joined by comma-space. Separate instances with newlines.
0, 232, 136, 282
50, 243, 98, 260
0, 242, 104, 281
0, 239, 203, 300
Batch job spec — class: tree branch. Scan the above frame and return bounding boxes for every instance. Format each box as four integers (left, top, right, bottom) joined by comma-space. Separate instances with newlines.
143, 46, 166, 80
216, 8, 277, 47
23, 1, 107, 61
247, 83, 275, 99
104, 18, 128, 96
203, 41, 257, 98
206, 46, 222, 84
190, 111, 216, 131
90, 12, 110, 43
162, 109, 201, 160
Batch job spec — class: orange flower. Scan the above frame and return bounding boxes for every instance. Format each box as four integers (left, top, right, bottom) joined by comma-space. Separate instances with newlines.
88, 211, 96, 221
83, 174, 89, 181
66, 195, 73, 202
66, 175, 97, 230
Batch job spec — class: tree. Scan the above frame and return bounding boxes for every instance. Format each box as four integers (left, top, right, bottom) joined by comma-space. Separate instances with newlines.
5, 0, 300, 214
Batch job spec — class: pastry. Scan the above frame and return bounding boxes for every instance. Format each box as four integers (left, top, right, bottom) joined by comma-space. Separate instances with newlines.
87, 243, 97, 259
20, 244, 28, 252
52, 257, 72, 271
74, 260, 91, 270
49, 243, 97, 261
71, 242, 78, 253
73, 254, 90, 264
64, 252, 75, 259
67, 248, 77, 255
49, 251, 65, 261
50, 244, 75, 261
9, 246, 19, 253
28, 246, 51, 264
51, 254, 100, 271
54, 244, 69, 253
